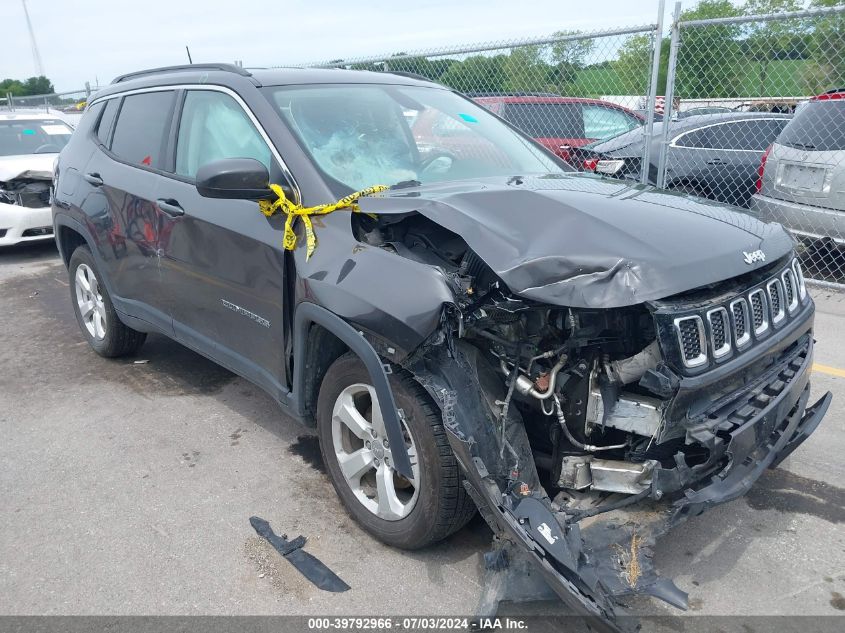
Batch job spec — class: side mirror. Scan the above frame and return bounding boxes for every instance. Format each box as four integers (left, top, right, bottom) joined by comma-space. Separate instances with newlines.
195, 158, 280, 200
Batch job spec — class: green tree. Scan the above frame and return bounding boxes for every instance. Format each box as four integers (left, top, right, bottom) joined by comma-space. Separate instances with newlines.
613, 33, 670, 96
502, 45, 551, 93
676, 0, 744, 98
0, 76, 54, 96
439, 55, 508, 94
744, 0, 804, 95
801, 0, 845, 93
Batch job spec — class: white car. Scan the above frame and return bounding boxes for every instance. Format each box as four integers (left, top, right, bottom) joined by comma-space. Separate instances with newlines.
0, 112, 74, 246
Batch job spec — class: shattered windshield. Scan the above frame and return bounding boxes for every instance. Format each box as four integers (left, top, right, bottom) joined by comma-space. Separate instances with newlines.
264, 84, 567, 191
0, 119, 72, 157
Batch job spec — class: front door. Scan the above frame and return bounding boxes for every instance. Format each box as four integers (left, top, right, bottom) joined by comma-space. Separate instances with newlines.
156, 89, 290, 398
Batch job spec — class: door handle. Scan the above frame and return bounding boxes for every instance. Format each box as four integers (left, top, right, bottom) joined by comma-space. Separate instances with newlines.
706, 158, 726, 165
83, 172, 103, 187
157, 198, 185, 217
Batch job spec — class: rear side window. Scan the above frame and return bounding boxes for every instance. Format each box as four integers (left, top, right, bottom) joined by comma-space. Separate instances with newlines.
175, 90, 271, 179
706, 119, 786, 151
110, 91, 175, 168
503, 103, 583, 139
674, 127, 709, 148
777, 101, 845, 152
582, 105, 640, 141
96, 99, 120, 147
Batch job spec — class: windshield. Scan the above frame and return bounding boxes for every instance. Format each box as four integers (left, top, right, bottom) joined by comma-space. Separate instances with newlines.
264, 84, 567, 191
777, 100, 845, 152
0, 119, 72, 157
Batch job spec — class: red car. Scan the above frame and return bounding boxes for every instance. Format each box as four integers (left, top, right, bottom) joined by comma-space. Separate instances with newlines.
474, 94, 644, 160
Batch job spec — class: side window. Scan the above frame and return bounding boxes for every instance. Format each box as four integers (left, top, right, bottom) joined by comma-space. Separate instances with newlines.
707, 120, 786, 151
674, 128, 710, 148
96, 99, 120, 147
503, 103, 583, 139
175, 90, 271, 179
582, 106, 639, 140
110, 91, 175, 168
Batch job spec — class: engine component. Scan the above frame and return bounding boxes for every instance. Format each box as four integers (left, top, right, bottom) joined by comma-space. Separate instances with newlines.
589, 459, 657, 494
556, 455, 657, 494
585, 388, 663, 438
605, 340, 660, 384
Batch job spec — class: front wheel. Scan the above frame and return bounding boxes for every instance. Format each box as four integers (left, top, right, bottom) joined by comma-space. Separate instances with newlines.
316, 353, 476, 549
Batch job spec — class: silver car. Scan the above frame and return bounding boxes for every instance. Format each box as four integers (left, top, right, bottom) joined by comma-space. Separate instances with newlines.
750, 90, 845, 249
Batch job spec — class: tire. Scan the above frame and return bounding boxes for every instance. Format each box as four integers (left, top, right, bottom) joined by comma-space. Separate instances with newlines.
68, 245, 146, 358
316, 353, 476, 549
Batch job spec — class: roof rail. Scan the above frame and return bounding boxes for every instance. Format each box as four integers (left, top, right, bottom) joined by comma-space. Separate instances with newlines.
111, 63, 251, 84
465, 91, 562, 98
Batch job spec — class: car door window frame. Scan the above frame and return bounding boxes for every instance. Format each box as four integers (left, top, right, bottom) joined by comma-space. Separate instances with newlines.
670, 118, 787, 152
88, 84, 301, 202
171, 89, 276, 181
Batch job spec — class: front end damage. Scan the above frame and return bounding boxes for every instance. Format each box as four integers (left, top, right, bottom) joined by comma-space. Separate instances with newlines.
399, 268, 829, 628
340, 179, 831, 629
0, 158, 55, 245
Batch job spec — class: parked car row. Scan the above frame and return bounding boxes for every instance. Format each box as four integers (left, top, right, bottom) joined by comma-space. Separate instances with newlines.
573, 112, 791, 207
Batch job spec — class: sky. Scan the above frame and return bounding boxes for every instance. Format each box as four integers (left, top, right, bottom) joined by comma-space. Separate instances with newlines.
0, 0, 671, 92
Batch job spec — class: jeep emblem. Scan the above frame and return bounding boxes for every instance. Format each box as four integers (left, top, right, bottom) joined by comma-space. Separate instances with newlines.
743, 249, 766, 265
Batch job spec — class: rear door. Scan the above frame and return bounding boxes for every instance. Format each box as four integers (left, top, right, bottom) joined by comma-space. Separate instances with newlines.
155, 88, 291, 397
670, 118, 787, 206
501, 102, 583, 160
81, 90, 177, 329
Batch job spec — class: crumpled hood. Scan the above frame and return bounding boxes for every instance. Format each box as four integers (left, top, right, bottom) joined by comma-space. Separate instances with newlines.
359, 174, 795, 308
0, 154, 55, 182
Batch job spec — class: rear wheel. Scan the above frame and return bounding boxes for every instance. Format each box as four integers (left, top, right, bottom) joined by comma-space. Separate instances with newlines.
69, 246, 146, 357
316, 353, 476, 549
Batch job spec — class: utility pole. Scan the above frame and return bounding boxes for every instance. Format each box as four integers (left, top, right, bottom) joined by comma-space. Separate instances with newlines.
21, 0, 45, 77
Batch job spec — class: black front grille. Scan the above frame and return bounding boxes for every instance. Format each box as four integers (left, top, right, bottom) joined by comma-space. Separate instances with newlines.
733, 302, 746, 339
783, 272, 794, 306
667, 259, 809, 371
678, 318, 703, 362
769, 281, 782, 316
751, 292, 765, 330
711, 310, 726, 349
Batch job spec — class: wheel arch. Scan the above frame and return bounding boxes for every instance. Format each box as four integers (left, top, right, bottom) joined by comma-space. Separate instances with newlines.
290, 301, 414, 479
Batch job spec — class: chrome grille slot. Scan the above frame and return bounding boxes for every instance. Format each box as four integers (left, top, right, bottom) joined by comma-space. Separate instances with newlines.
674, 316, 707, 368
730, 298, 751, 348
767, 279, 786, 324
782, 269, 798, 313
749, 289, 769, 336
707, 307, 731, 358
792, 258, 807, 300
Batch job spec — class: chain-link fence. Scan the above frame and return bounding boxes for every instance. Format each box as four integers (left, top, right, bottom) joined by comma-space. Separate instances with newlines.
2, 88, 92, 126
659, 3, 845, 287
292, 1, 845, 287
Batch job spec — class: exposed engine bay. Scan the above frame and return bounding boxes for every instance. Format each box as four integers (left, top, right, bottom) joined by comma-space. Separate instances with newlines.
353, 210, 830, 629
0, 177, 52, 209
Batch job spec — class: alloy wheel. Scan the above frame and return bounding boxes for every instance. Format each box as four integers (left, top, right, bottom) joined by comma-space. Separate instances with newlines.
331, 383, 420, 520
74, 263, 107, 340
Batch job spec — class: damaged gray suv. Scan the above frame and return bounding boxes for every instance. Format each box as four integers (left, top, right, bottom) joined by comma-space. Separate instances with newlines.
52, 64, 830, 629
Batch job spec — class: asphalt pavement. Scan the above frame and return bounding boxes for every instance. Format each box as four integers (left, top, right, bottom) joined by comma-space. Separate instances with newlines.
1, 241, 843, 621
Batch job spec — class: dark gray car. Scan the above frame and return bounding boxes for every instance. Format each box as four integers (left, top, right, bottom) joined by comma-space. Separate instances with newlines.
52, 64, 829, 632
575, 112, 790, 207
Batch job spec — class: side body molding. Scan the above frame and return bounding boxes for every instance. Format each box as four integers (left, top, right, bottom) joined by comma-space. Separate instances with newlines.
290, 301, 413, 479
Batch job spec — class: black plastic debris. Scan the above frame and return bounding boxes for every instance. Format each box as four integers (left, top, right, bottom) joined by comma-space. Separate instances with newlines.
249, 516, 350, 592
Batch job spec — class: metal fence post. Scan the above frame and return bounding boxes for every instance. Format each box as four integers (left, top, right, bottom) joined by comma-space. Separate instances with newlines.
656, 1, 682, 189
641, 0, 666, 186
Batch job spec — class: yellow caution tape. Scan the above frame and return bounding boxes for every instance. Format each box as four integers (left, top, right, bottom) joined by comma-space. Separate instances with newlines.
259, 184, 388, 260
